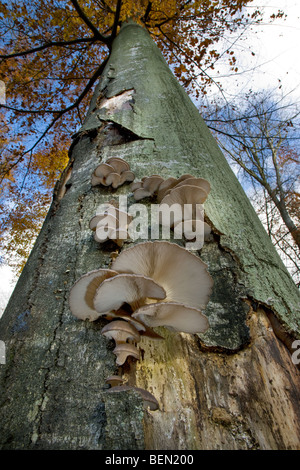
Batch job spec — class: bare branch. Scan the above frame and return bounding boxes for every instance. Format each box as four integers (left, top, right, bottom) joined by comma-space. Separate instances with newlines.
70, 0, 110, 44
0, 37, 95, 60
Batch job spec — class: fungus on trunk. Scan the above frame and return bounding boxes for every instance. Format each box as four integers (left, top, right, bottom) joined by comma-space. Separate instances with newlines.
69, 268, 119, 321
132, 302, 209, 334
93, 273, 166, 313
101, 319, 141, 344
113, 343, 140, 365
92, 157, 134, 188
111, 241, 213, 311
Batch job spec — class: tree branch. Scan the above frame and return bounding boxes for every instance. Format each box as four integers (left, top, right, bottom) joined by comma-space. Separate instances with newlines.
0, 37, 95, 60
110, 0, 122, 40
70, 0, 110, 44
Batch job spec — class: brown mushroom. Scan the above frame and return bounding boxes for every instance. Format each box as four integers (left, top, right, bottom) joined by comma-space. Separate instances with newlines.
105, 375, 125, 387
113, 343, 140, 365
101, 320, 141, 344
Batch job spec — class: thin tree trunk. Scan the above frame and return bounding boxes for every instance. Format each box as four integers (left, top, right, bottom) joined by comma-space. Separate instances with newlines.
0, 21, 300, 450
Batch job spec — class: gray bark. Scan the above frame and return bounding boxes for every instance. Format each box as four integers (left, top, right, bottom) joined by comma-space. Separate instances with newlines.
0, 21, 300, 450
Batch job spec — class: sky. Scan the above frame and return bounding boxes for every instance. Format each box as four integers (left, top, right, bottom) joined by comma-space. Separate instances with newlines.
0, 0, 300, 317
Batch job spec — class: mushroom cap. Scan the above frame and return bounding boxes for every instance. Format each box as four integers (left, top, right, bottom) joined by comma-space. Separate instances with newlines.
106, 157, 130, 173
105, 385, 159, 410
132, 301, 209, 334
142, 175, 165, 194
93, 273, 166, 313
113, 343, 140, 365
111, 241, 213, 310
159, 185, 208, 226
131, 181, 143, 191
110, 310, 165, 339
105, 172, 122, 188
101, 320, 141, 343
120, 170, 135, 185
105, 375, 125, 387
157, 177, 178, 202
161, 184, 208, 206
91, 173, 105, 186
168, 177, 211, 196
94, 163, 115, 178
69, 269, 119, 321
133, 187, 152, 201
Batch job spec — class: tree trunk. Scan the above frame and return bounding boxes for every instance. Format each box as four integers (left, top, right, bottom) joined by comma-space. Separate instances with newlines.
0, 21, 300, 450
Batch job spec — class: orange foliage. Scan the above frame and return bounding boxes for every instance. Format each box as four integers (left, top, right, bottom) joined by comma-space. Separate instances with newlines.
0, 0, 259, 270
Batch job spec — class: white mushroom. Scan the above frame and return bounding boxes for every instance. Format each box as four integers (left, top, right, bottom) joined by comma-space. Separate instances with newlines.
69, 269, 119, 321
111, 310, 165, 339
132, 302, 209, 334
111, 241, 213, 310
93, 273, 166, 313
113, 343, 140, 365
101, 320, 141, 344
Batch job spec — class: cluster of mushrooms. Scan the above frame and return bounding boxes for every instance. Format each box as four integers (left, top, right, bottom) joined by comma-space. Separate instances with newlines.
69, 157, 213, 411
89, 199, 132, 247
132, 174, 211, 242
91, 156, 135, 189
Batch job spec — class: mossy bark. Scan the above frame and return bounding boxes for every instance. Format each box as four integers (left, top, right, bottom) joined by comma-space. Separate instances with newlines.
0, 21, 299, 450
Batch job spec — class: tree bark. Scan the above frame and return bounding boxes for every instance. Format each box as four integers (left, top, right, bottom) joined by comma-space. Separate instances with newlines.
0, 21, 300, 450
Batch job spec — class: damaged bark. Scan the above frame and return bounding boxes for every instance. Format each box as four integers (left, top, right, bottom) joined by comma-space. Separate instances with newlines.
0, 21, 300, 450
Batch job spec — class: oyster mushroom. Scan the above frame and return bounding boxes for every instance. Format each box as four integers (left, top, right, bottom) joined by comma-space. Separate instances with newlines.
105, 375, 125, 387
113, 343, 140, 365
132, 301, 209, 334
111, 241, 213, 311
69, 269, 119, 321
101, 320, 141, 344
93, 273, 166, 313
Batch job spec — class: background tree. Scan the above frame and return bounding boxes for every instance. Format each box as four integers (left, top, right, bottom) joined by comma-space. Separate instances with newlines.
0, 0, 271, 271
205, 90, 300, 284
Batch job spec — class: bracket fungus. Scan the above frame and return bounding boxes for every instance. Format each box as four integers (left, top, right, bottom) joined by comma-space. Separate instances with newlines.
89, 202, 132, 247
113, 343, 140, 366
92, 157, 134, 188
105, 375, 125, 387
68, 268, 119, 321
93, 273, 166, 313
111, 241, 213, 312
131, 175, 165, 201
132, 302, 209, 334
101, 319, 141, 345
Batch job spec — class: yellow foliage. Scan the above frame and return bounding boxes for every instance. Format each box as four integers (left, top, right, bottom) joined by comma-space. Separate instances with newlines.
0, 0, 256, 270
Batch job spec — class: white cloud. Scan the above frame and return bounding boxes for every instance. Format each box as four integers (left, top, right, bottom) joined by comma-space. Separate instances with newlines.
0, 264, 16, 318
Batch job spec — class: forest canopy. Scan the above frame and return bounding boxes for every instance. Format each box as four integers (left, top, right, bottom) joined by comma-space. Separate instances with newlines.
0, 0, 280, 270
